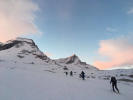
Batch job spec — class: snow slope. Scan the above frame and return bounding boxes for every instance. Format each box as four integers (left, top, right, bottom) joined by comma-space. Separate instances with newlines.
0, 37, 52, 64
0, 63, 133, 100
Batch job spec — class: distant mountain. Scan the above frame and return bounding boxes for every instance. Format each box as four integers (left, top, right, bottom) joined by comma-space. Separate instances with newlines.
55, 54, 81, 64
108, 65, 133, 70
55, 54, 98, 70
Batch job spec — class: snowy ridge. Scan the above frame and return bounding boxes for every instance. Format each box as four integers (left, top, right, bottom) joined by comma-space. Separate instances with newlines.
0, 37, 52, 64
0, 37, 98, 75
0, 37, 98, 72
55, 54, 98, 71
56, 54, 81, 64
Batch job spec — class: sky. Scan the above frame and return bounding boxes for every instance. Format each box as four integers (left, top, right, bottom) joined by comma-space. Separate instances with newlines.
0, 0, 133, 69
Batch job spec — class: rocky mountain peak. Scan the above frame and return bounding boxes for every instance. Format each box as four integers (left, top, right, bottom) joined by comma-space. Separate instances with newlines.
0, 37, 51, 63
0, 37, 36, 51
66, 54, 81, 64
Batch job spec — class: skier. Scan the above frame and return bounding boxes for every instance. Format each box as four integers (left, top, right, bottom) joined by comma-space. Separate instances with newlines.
110, 76, 119, 93
70, 71, 73, 76
80, 71, 85, 80
65, 72, 68, 76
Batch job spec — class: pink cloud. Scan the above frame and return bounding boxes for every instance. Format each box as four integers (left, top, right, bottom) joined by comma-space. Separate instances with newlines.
94, 35, 133, 69
0, 0, 39, 42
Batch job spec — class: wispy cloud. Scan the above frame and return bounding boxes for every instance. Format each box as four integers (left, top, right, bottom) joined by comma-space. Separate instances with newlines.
106, 27, 117, 32
94, 34, 133, 69
127, 8, 133, 14
0, 0, 39, 42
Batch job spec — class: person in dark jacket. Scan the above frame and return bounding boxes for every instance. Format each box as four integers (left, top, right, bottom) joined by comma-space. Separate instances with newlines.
65, 72, 68, 76
70, 71, 73, 76
110, 76, 119, 93
80, 71, 85, 80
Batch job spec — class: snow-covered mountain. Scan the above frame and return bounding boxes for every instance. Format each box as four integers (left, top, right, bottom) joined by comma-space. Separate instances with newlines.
108, 65, 133, 70
0, 37, 52, 64
0, 37, 98, 72
55, 54, 98, 70
56, 54, 85, 64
